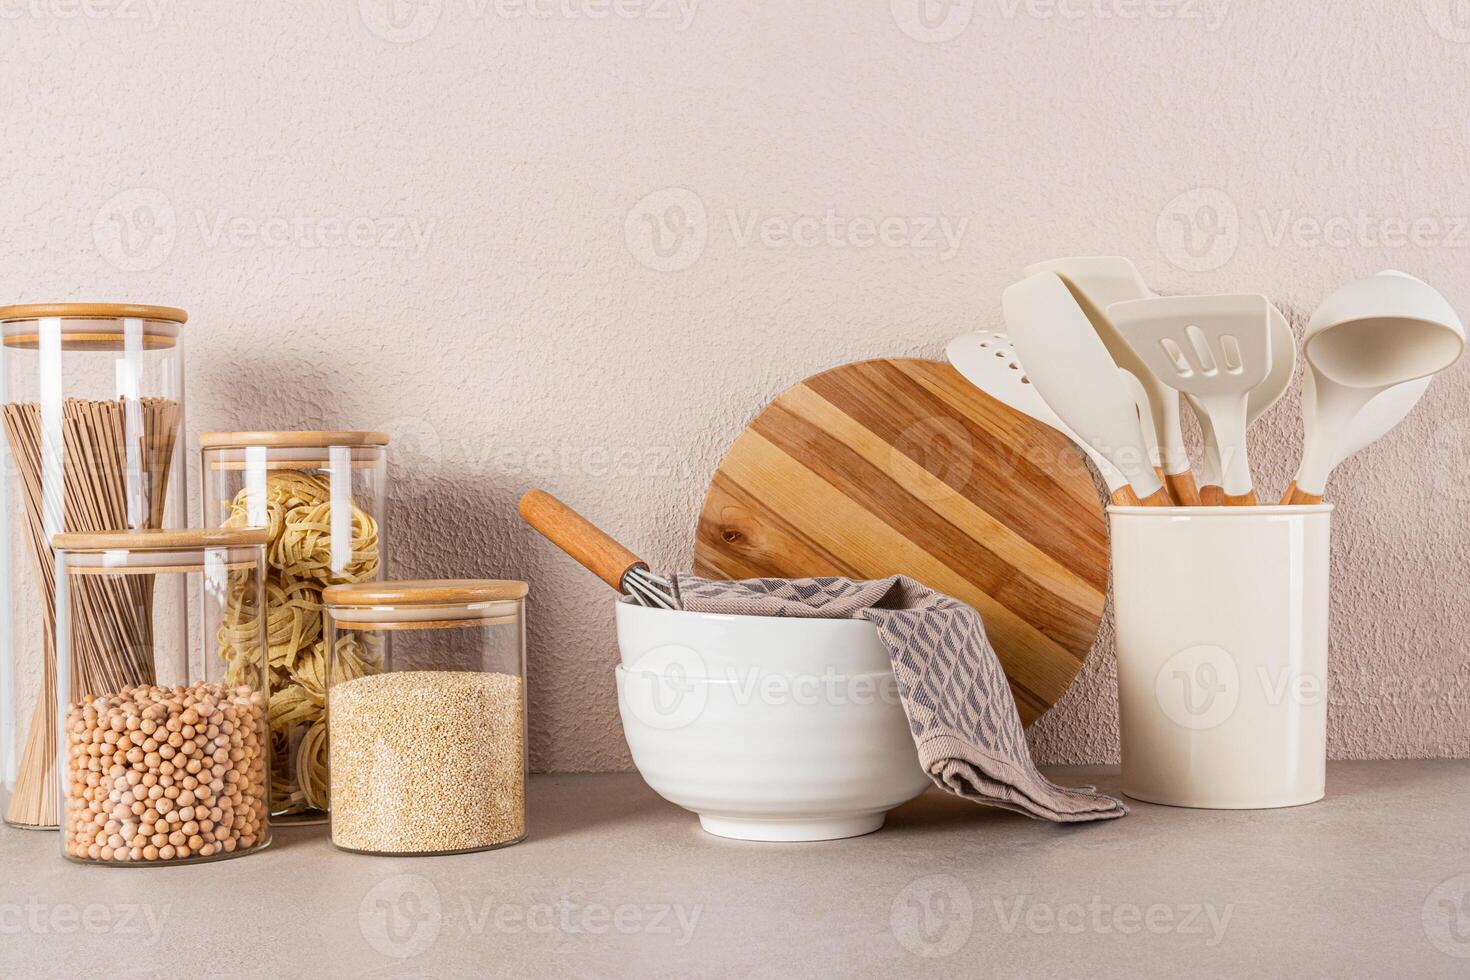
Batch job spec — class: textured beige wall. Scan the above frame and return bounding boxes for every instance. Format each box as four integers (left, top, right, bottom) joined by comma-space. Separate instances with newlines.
3, 2, 1468, 770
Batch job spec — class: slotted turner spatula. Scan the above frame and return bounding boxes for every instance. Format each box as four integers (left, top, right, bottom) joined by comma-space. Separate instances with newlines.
1187, 302, 1297, 504
1108, 294, 1273, 505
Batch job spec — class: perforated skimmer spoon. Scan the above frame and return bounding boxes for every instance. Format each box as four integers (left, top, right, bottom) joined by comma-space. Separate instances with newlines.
1109, 294, 1273, 505
947, 330, 1143, 504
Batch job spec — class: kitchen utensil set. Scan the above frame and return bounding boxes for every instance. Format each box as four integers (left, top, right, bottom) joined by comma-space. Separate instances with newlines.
957, 259, 1465, 508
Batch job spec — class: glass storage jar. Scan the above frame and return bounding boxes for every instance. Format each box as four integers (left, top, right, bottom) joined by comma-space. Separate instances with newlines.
53, 528, 271, 866
0, 303, 188, 831
199, 430, 388, 824
323, 579, 528, 856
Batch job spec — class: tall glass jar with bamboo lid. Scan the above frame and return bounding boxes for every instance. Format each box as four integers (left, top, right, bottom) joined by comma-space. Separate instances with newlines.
0, 304, 188, 831
323, 580, 528, 856
199, 431, 388, 824
52, 528, 271, 866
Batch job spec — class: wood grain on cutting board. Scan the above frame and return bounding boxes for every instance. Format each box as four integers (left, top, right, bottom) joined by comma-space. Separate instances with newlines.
694, 358, 1109, 725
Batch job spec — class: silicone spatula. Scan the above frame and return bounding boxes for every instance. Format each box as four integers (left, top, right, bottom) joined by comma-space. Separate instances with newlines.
1024, 256, 1198, 504
1002, 272, 1170, 506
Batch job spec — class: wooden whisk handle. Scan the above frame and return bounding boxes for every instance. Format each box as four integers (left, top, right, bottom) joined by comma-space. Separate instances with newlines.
518, 490, 648, 593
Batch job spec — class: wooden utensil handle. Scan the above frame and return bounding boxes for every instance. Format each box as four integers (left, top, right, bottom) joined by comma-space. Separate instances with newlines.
1223, 489, 1258, 506
1199, 485, 1225, 505
518, 490, 647, 592
1163, 470, 1201, 506
1109, 486, 1142, 506
1280, 482, 1324, 506
1136, 487, 1174, 506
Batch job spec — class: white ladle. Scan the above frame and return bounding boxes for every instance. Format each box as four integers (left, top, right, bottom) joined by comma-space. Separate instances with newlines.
1002, 272, 1170, 506
1285, 270, 1465, 504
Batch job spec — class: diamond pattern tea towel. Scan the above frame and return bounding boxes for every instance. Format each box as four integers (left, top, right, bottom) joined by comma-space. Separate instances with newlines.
670, 574, 1127, 823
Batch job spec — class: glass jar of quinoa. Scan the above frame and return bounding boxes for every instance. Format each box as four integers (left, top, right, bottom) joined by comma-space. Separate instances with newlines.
324, 579, 528, 856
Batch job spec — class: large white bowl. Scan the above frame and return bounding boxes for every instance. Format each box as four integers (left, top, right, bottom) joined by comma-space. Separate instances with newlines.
614, 601, 929, 842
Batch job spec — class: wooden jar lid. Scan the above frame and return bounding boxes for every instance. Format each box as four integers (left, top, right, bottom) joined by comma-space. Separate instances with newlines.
1, 304, 186, 350
53, 527, 269, 553
0, 303, 188, 323
324, 579, 529, 607
200, 430, 390, 450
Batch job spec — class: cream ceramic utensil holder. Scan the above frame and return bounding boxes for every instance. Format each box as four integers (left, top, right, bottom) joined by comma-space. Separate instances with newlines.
1110, 505, 1332, 809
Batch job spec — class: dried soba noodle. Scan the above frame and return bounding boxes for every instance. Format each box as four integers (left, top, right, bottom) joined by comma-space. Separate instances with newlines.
3, 397, 180, 828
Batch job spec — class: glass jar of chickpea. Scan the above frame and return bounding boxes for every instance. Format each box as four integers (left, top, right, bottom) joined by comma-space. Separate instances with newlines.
52, 528, 272, 866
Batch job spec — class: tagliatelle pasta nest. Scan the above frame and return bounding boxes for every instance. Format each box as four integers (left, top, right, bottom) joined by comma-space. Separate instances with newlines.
217, 469, 382, 816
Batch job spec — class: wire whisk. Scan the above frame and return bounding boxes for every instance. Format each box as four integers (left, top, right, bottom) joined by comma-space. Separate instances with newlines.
519, 491, 678, 609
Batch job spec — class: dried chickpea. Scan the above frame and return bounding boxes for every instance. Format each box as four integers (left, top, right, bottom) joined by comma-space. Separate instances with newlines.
63, 682, 267, 864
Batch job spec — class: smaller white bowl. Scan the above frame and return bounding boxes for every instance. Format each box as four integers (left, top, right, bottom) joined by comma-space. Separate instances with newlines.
615, 664, 929, 842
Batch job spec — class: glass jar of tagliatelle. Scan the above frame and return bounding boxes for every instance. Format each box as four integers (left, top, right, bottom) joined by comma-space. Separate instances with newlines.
199, 431, 388, 824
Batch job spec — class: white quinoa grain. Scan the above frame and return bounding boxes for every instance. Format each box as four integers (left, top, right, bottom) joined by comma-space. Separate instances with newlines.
329, 670, 525, 854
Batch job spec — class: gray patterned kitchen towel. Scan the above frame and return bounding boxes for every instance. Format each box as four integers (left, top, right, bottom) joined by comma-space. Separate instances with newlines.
669, 574, 1127, 823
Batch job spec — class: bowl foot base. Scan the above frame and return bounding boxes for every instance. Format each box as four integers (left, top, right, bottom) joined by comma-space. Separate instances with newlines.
698, 812, 885, 842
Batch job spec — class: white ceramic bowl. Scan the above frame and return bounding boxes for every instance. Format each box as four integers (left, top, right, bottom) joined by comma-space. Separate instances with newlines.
613, 599, 929, 841
615, 595, 892, 677
615, 666, 929, 841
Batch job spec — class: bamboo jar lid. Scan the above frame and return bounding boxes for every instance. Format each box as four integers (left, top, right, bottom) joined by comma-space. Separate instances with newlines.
324, 579, 529, 607
0, 303, 188, 323
200, 431, 390, 450
53, 527, 269, 553
1, 303, 186, 350
326, 579, 528, 629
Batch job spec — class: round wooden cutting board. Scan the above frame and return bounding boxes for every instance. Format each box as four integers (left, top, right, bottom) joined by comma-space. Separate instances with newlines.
694, 358, 1109, 725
